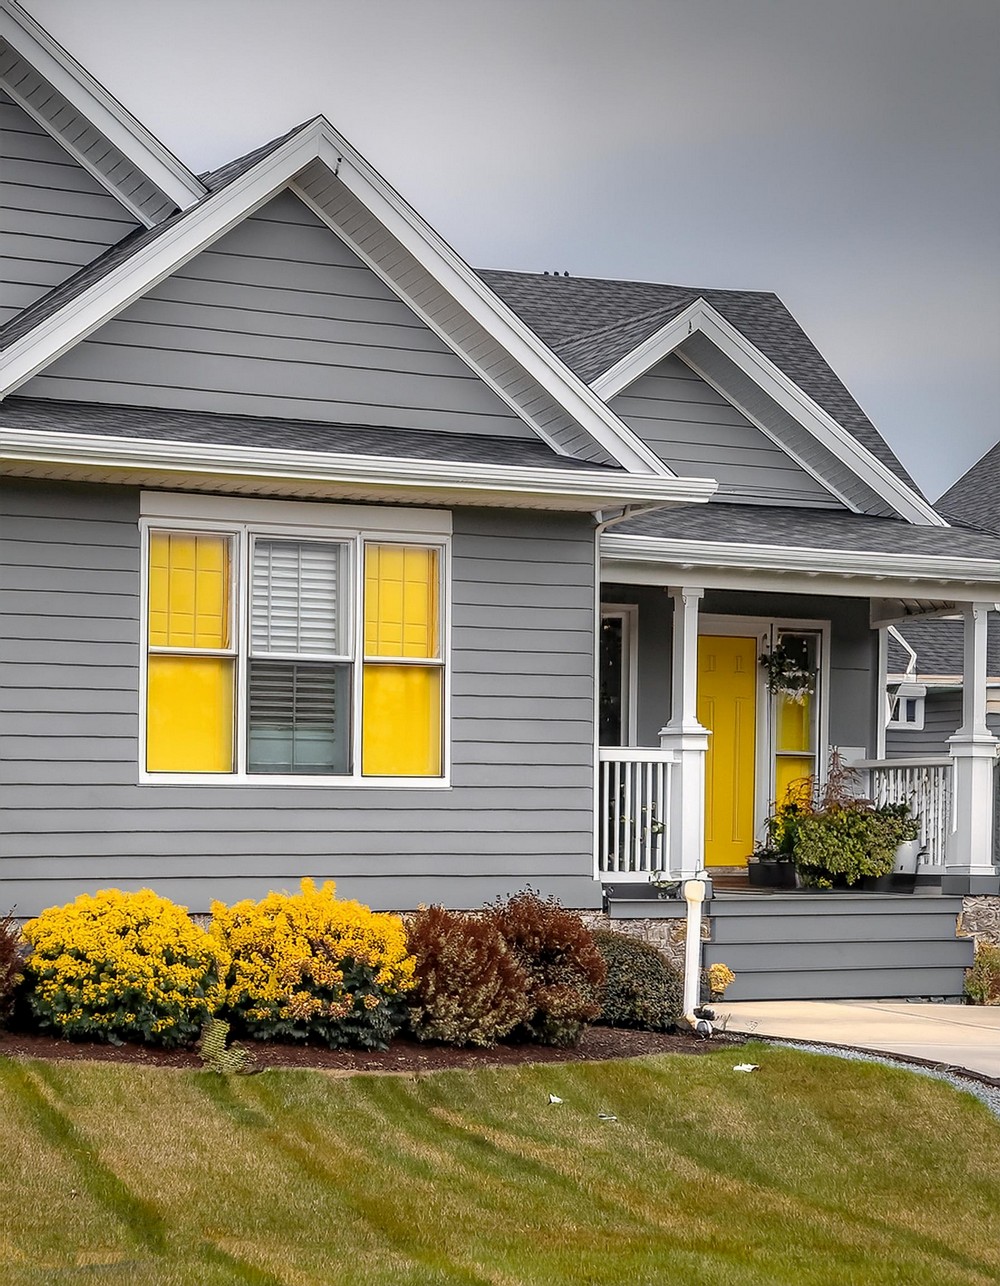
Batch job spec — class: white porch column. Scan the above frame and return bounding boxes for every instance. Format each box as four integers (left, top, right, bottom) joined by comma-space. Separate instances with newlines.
944, 601, 999, 895
658, 587, 710, 881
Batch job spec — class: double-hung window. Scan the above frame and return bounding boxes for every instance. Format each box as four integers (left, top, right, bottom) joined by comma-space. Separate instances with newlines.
142, 499, 448, 782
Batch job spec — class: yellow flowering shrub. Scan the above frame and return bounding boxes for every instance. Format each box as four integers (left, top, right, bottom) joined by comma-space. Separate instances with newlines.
22, 889, 227, 1048
707, 962, 736, 997
210, 879, 415, 1049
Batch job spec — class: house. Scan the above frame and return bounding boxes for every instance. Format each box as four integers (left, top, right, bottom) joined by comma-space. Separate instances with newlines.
2, 1, 999, 999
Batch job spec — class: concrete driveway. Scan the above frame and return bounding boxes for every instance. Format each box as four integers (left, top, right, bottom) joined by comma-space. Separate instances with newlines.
717, 1000, 1000, 1078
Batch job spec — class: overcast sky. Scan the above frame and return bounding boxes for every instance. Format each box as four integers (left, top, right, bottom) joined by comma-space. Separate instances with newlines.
28, 0, 1000, 499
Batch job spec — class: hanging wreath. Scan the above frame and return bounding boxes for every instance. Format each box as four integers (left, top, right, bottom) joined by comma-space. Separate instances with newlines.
759, 643, 816, 704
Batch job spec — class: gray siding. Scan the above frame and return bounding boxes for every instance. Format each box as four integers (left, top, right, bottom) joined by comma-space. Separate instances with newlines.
22, 191, 539, 439
0, 41, 174, 226
609, 354, 839, 507
886, 690, 966, 757
0, 88, 140, 324
678, 332, 897, 517
294, 161, 617, 464
0, 478, 600, 914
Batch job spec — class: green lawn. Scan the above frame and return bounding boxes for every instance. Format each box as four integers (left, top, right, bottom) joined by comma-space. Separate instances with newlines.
0, 1045, 997, 1285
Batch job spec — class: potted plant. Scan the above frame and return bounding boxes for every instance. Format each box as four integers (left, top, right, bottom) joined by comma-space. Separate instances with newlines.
786, 755, 922, 891
747, 800, 801, 887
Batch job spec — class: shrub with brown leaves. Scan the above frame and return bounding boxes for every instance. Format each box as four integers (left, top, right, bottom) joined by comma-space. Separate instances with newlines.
485, 891, 606, 1047
406, 905, 529, 1047
0, 912, 25, 1024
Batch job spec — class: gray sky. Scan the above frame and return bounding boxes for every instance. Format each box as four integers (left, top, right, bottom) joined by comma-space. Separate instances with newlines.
28, 0, 1000, 499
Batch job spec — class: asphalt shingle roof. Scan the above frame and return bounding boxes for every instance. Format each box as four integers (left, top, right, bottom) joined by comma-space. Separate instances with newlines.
889, 616, 1000, 680
614, 502, 1000, 561
479, 269, 923, 496
0, 397, 618, 472
936, 441, 1000, 535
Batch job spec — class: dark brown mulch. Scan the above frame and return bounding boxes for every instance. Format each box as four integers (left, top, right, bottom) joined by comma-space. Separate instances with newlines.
0, 1025, 742, 1074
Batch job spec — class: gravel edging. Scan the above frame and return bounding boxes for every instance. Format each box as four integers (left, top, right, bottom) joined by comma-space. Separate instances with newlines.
761, 1036, 1000, 1120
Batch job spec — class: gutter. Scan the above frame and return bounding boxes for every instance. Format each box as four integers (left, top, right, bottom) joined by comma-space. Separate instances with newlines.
0, 427, 720, 511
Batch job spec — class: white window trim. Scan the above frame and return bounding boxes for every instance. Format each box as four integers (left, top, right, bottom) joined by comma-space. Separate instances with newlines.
138, 500, 451, 788
887, 689, 926, 731
599, 603, 639, 747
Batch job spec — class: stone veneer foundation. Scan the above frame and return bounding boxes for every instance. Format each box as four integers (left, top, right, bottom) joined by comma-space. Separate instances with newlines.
960, 895, 1000, 947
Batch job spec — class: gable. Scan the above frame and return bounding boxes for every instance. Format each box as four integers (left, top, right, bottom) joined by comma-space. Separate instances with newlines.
19, 191, 536, 439
0, 88, 140, 325
607, 353, 843, 508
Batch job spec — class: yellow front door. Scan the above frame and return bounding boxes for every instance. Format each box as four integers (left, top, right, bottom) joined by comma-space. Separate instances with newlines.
698, 635, 757, 867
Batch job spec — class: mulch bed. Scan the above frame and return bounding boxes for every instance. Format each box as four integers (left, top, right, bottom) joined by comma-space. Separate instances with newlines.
0, 1025, 743, 1074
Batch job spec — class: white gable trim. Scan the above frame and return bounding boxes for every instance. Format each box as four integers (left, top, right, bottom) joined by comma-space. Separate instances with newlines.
0, 0, 205, 220
0, 119, 670, 477
591, 298, 946, 526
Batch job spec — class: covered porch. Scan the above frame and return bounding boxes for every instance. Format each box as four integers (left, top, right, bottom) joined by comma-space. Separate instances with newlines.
596, 507, 1000, 899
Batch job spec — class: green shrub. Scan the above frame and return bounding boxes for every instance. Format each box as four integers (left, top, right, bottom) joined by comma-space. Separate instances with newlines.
485, 892, 606, 1047
793, 807, 914, 888
406, 905, 530, 1047
210, 879, 415, 1050
593, 931, 682, 1031
0, 912, 24, 1026
964, 942, 1000, 1006
21, 889, 226, 1048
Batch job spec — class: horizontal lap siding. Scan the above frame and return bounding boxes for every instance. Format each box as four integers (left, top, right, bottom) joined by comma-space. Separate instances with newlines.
609, 354, 839, 507
23, 191, 534, 439
0, 480, 599, 913
0, 90, 140, 324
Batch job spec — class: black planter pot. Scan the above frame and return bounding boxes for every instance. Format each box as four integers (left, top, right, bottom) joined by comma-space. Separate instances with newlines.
860, 874, 895, 892
747, 860, 773, 887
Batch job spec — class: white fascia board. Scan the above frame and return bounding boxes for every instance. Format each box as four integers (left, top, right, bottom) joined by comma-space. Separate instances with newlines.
0, 123, 326, 393
0, 428, 719, 511
309, 125, 671, 477
0, 0, 205, 215
591, 298, 945, 527
602, 532, 1000, 590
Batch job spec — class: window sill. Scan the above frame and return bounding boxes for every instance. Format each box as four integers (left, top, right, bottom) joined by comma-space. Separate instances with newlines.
137, 772, 452, 789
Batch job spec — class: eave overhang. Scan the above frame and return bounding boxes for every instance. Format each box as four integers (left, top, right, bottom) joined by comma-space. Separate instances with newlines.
601, 532, 1000, 602
0, 428, 718, 513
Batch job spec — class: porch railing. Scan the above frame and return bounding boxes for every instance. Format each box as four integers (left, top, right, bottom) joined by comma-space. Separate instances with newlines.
849, 757, 954, 872
598, 747, 677, 880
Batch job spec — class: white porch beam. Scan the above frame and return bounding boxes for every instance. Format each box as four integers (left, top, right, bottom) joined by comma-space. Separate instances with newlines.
659, 587, 710, 881
944, 602, 999, 895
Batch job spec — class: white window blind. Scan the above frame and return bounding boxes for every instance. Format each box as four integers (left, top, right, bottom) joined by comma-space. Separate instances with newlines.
251, 540, 346, 656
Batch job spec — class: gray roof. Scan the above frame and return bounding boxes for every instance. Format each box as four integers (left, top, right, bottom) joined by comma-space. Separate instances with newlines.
0, 121, 315, 352
614, 502, 1000, 561
479, 269, 923, 497
889, 615, 1000, 680
0, 397, 617, 472
936, 441, 1000, 535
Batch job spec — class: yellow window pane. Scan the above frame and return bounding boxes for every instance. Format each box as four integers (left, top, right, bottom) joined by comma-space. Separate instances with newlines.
775, 756, 815, 806
148, 532, 230, 649
776, 693, 812, 753
147, 655, 234, 772
362, 664, 441, 776
365, 545, 438, 658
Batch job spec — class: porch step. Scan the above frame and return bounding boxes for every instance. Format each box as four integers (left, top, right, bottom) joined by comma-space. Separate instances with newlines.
704, 894, 973, 1001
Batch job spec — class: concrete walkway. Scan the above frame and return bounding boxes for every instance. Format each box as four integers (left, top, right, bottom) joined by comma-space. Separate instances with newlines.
717, 1000, 1000, 1078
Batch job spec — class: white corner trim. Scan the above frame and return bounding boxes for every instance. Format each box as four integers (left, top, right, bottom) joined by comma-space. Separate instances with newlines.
601, 531, 1000, 586
0, 0, 205, 212
590, 298, 946, 527
0, 427, 719, 508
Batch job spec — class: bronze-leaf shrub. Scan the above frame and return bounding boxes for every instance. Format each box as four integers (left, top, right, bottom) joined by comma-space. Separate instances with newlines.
406, 905, 529, 1047
211, 879, 415, 1049
0, 912, 25, 1025
593, 930, 682, 1031
485, 891, 606, 1047
21, 889, 227, 1048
